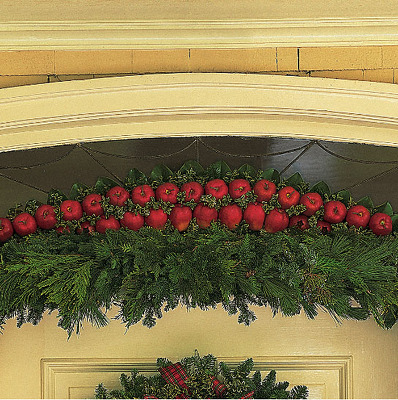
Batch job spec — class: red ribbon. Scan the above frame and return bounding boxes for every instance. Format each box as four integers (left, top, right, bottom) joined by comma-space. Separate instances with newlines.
143, 362, 253, 399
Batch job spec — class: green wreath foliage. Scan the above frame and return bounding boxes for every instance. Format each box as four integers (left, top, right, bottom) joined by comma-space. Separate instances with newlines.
0, 161, 398, 335
94, 351, 309, 399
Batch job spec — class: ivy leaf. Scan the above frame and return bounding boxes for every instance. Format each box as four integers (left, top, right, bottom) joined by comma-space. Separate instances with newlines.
391, 214, 398, 232
94, 177, 119, 195
206, 161, 231, 180
374, 201, 394, 216
357, 196, 374, 211
70, 183, 89, 201
150, 164, 174, 183
285, 172, 304, 189
310, 181, 331, 198
47, 189, 68, 206
335, 190, 352, 207
124, 168, 147, 189
238, 164, 256, 179
24, 199, 41, 214
178, 160, 204, 176
259, 168, 280, 183
6, 204, 24, 219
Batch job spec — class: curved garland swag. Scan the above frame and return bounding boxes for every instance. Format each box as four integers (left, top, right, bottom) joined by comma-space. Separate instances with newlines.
0, 160, 398, 335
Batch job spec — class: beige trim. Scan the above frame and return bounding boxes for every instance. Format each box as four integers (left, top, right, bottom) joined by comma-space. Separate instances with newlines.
1, 17, 398, 50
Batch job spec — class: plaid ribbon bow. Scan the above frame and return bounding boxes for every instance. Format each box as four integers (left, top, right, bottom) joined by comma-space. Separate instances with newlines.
144, 362, 254, 399
159, 362, 190, 397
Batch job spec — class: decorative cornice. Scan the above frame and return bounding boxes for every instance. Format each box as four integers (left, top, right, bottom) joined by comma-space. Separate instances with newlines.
1, 17, 398, 49
1, 74, 398, 152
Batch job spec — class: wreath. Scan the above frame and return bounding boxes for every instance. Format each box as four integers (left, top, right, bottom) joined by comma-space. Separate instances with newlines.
94, 351, 309, 399
0, 161, 397, 335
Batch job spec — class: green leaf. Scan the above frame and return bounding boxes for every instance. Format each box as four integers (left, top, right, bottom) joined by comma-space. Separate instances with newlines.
310, 181, 331, 198
285, 172, 304, 189
178, 160, 204, 176
47, 189, 68, 206
94, 177, 119, 195
335, 190, 352, 207
357, 196, 374, 211
259, 168, 280, 183
124, 168, 147, 189
206, 161, 231, 179
150, 164, 174, 183
70, 183, 89, 201
374, 201, 394, 216
237, 164, 256, 179
391, 214, 398, 232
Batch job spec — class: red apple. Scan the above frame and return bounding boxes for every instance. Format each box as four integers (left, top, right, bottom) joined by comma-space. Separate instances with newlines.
346, 205, 371, 228
289, 215, 309, 230
120, 211, 144, 231
106, 186, 130, 207
169, 205, 192, 232
229, 179, 251, 199
205, 179, 229, 200
131, 185, 155, 207
95, 215, 120, 234
369, 213, 392, 236
300, 192, 323, 216
180, 181, 204, 203
323, 200, 347, 224
145, 208, 168, 229
35, 204, 57, 230
82, 193, 104, 216
243, 203, 265, 231
219, 204, 243, 230
0, 218, 13, 242
60, 200, 83, 221
193, 204, 218, 229
317, 220, 332, 234
76, 221, 96, 234
264, 208, 289, 233
12, 212, 37, 236
277, 186, 300, 209
253, 179, 277, 202
155, 183, 179, 204
56, 225, 70, 234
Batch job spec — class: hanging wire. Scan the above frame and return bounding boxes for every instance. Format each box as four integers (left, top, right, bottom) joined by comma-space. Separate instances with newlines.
80, 140, 197, 160
343, 165, 398, 191
197, 137, 314, 158
315, 141, 398, 165
0, 172, 48, 194
0, 145, 77, 170
280, 141, 316, 174
78, 144, 123, 184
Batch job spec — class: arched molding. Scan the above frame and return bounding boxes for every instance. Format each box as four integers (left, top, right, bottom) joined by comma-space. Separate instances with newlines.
1, 73, 398, 152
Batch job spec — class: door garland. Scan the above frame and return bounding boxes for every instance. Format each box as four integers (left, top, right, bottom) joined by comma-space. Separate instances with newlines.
0, 161, 397, 335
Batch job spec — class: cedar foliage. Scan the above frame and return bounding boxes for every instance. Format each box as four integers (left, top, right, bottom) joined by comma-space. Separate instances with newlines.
0, 225, 397, 336
94, 351, 309, 399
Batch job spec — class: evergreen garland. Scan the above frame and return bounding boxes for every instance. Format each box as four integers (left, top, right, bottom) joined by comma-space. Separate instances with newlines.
0, 160, 398, 335
94, 351, 309, 399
